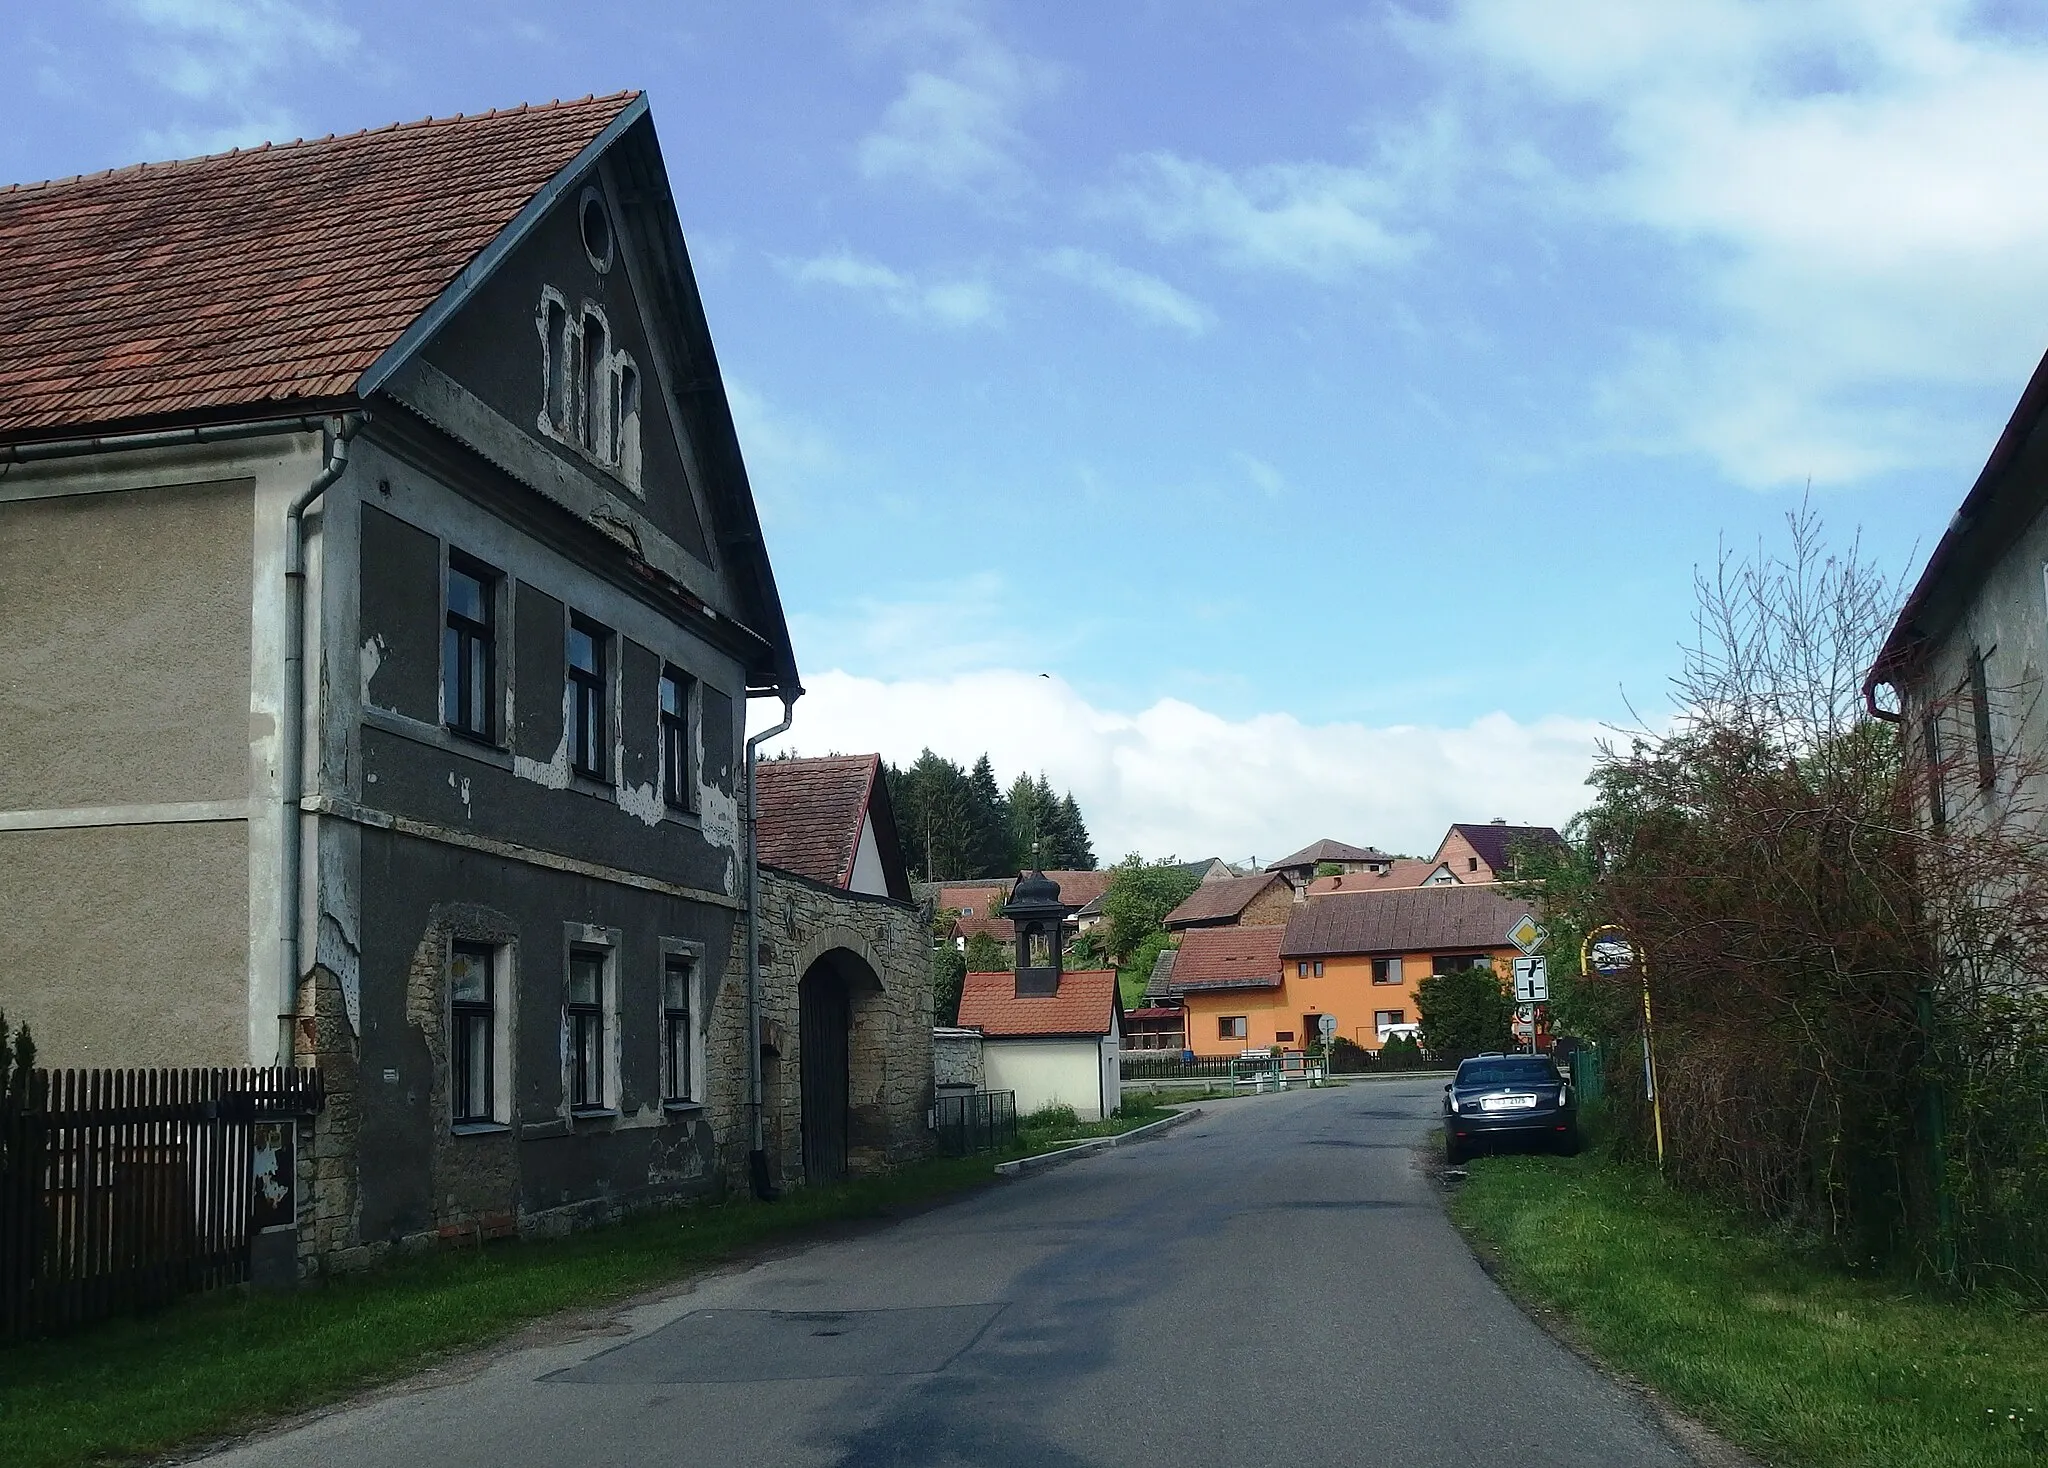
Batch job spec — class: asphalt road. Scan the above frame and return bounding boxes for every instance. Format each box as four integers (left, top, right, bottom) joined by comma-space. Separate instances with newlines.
208, 1079, 1692, 1467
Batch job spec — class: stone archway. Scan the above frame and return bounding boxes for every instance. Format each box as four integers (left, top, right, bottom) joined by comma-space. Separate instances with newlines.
797, 946, 884, 1184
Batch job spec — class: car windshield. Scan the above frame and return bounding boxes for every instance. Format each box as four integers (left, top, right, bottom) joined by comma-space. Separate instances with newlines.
1457, 1059, 1559, 1089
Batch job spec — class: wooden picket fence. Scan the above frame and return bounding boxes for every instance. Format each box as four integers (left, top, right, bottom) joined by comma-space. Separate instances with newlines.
0, 1066, 324, 1339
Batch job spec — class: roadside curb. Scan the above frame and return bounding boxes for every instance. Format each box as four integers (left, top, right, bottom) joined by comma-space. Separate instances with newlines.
995, 1106, 1203, 1177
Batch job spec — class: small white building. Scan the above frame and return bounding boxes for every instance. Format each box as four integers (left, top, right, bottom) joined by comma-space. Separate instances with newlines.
955, 872, 1124, 1121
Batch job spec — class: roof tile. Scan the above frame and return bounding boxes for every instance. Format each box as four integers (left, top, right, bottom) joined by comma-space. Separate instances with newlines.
957, 969, 1119, 1038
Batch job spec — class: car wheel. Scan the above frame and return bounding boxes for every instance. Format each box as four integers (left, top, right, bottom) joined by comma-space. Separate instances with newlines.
1557, 1129, 1582, 1157
1445, 1132, 1466, 1166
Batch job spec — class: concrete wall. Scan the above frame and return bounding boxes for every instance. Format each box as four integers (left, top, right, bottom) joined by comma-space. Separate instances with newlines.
1903, 494, 2048, 839
0, 460, 309, 1067
984, 1037, 1114, 1121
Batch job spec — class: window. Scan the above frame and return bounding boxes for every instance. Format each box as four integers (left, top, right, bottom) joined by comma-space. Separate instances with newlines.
1296, 960, 1324, 978
1276, 1030, 1295, 1043
660, 666, 694, 811
961, 907, 974, 917
568, 614, 609, 781
1374, 1009, 1406, 1033
663, 957, 693, 1103
1970, 648, 1995, 790
1924, 711, 1947, 832
1433, 954, 1489, 975
1468, 856, 1479, 872
568, 949, 608, 1112
542, 295, 570, 432
443, 552, 496, 741
1371, 956, 1403, 986
450, 944, 496, 1125
613, 362, 641, 486
1219, 1016, 1248, 1040
580, 311, 609, 456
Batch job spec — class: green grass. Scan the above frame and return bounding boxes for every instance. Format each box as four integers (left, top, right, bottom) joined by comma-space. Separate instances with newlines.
1116, 968, 1150, 1011
1017, 1093, 1182, 1154
1447, 1148, 2048, 1468
0, 1154, 1009, 1468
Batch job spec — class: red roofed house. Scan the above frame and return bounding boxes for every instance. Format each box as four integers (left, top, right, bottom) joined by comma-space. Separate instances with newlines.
955, 873, 1123, 1119
0, 94, 885, 1269
1177, 885, 1540, 1055
1162, 870, 1295, 931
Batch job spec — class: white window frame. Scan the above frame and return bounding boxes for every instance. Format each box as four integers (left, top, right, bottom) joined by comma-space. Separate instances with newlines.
563, 923, 622, 1117
449, 938, 515, 1131
659, 937, 707, 1107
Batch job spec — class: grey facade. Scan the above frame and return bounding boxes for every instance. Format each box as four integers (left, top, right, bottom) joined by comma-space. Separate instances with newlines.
0, 96, 935, 1271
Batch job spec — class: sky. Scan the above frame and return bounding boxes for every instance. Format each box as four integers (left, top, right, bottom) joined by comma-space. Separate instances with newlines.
12, 0, 2048, 862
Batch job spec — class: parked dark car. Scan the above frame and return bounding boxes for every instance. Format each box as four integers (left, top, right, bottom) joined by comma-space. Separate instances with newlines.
1443, 1054, 1578, 1163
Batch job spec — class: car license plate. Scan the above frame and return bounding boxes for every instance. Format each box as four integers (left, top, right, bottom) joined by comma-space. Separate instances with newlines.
1480, 1094, 1537, 1111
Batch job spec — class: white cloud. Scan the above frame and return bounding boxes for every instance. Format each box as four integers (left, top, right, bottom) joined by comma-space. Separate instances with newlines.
724, 379, 842, 522
788, 573, 1025, 682
853, 0, 1056, 199
125, 0, 355, 101
1103, 152, 1422, 281
785, 250, 1002, 328
1417, 0, 2048, 485
1233, 452, 1286, 498
1038, 247, 1215, 335
758, 668, 1601, 861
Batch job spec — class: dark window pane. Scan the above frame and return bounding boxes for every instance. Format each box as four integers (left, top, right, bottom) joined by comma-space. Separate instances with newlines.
451, 945, 491, 1005
569, 953, 603, 1007
448, 567, 484, 622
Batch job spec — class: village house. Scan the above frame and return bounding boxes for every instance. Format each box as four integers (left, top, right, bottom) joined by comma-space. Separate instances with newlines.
1429, 820, 1565, 883
0, 94, 922, 1268
1305, 859, 1461, 894
1176, 885, 1540, 1056
1162, 870, 1295, 930
955, 873, 1123, 1119
1264, 839, 1397, 896
1867, 337, 2048, 841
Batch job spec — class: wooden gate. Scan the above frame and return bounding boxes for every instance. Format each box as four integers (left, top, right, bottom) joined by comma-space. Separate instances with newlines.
799, 968, 850, 1184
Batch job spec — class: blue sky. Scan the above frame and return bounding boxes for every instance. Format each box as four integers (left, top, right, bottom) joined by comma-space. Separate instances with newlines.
13, 1, 2048, 860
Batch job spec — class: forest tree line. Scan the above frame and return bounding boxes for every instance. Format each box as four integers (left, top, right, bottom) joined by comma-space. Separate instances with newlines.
887, 750, 1095, 881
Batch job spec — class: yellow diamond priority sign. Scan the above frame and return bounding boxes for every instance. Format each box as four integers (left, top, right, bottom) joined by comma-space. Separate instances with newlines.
1507, 915, 1545, 953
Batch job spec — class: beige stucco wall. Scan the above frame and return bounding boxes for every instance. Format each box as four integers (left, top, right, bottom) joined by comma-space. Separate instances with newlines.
0, 821, 250, 1067
0, 479, 254, 809
983, 1037, 1112, 1121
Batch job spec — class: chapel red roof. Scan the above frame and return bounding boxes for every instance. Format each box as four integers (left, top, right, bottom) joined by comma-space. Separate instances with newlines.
957, 969, 1120, 1038
0, 93, 639, 441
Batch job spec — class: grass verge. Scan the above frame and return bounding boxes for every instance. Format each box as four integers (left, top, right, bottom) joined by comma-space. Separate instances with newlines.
1017, 1094, 1180, 1154
0, 1153, 1008, 1468
1446, 1148, 2048, 1468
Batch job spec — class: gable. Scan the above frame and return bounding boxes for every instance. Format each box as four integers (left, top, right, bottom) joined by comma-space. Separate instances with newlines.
417, 167, 715, 569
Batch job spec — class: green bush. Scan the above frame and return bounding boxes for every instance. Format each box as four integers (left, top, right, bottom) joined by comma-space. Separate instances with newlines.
1022, 1102, 1079, 1130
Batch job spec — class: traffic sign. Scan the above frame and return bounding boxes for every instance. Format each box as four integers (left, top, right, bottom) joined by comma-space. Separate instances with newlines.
1507, 915, 1547, 954
1317, 1014, 1338, 1039
1513, 955, 1549, 1003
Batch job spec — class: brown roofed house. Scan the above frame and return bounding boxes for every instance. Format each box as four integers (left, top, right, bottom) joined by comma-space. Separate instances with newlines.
1265, 838, 1397, 893
754, 754, 912, 900
1431, 821, 1566, 883
1163, 871, 1295, 930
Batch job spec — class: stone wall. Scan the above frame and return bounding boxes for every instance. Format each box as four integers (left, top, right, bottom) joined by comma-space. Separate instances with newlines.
933, 1026, 984, 1092
715, 868, 934, 1190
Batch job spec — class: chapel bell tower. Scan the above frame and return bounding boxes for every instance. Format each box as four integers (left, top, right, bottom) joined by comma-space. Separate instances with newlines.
1005, 870, 1070, 997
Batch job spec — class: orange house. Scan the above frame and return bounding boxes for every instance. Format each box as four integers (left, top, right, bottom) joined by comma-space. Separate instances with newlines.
1176, 885, 1539, 1056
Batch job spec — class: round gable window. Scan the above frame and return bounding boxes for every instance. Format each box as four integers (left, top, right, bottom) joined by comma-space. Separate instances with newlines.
580, 186, 614, 273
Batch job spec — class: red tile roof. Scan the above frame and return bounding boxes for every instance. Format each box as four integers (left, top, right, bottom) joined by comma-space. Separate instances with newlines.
957, 969, 1119, 1038
754, 754, 889, 892
931, 880, 1015, 915
951, 914, 1013, 943
0, 93, 639, 441
1039, 869, 1113, 909
1163, 871, 1289, 928
1281, 885, 1536, 958
1171, 926, 1285, 992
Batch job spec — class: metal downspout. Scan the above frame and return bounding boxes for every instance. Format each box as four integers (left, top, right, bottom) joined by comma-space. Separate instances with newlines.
744, 694, 796, 1199
279, 414, 365, 1062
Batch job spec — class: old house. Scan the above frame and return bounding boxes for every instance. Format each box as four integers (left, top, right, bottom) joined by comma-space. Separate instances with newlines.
1177, 885, 1538, 1056
0, 94, 895, 1267
751, 754, 932, 1185
955, 873, 1122, 1119
1305, 859, 1461, 894
1162, 871, 1295, 931
1867, 339, 2048, 841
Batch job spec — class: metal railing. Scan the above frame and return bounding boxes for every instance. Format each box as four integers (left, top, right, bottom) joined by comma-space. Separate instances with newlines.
933, 1091, 1018, 1156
